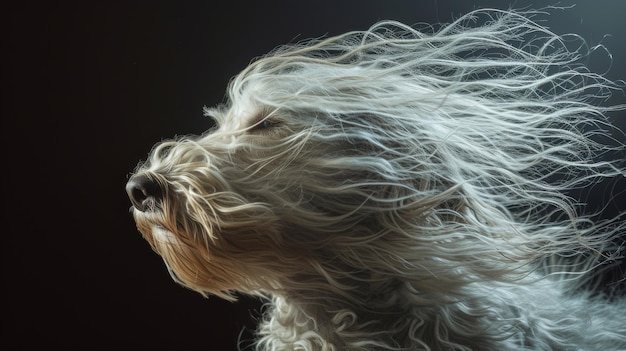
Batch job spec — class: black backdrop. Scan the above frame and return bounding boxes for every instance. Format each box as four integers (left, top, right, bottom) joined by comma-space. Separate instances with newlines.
6, 1, 625, 349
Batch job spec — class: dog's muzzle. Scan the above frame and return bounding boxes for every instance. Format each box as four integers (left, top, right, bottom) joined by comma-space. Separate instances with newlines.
126, 174, 163, 212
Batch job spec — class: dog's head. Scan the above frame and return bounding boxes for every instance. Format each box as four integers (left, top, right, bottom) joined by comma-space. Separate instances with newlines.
126, 11, 623, 303
125, 50, 457, 300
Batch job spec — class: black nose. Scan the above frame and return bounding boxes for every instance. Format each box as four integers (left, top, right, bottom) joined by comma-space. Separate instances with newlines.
126, 174, 163, 212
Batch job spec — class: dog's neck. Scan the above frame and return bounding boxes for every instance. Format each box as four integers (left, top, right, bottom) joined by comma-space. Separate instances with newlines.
254, 275, 623, 350
255, 277, 507, 350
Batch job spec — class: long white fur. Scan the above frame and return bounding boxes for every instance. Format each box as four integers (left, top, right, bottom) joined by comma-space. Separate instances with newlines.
129, 8, 626, 350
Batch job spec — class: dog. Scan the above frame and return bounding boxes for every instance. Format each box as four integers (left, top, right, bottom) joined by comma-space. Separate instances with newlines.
126, 9, 626, 350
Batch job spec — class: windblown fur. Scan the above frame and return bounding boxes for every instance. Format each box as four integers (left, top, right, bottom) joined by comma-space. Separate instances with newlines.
127, 9, 626, 350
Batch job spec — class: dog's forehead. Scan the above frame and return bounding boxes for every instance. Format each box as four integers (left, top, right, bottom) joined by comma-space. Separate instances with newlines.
215, 102, 263, 131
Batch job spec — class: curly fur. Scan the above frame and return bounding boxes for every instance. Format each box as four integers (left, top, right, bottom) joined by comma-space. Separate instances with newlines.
126, 8, 626, 350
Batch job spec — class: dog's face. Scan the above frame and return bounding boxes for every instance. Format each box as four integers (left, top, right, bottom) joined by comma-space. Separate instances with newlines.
126, 68, 430, 300
126, 110, 309, 299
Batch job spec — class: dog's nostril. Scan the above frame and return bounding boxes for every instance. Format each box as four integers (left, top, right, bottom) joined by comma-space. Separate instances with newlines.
126, 175, 163, 212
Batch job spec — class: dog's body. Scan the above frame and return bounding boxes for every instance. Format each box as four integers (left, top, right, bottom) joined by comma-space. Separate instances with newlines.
126, 9, 625, 350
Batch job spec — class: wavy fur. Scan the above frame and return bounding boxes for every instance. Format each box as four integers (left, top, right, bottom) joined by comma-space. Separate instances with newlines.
127, 9, 625, 350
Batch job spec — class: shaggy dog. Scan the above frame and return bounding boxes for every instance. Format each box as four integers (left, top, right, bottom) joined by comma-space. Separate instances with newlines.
126, 9, 626, 350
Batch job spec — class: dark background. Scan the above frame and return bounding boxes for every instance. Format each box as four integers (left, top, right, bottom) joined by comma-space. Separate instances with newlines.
5, 1, 625, 349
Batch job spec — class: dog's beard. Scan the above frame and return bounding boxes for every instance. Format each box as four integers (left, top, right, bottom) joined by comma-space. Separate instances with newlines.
130, 173, 289, 300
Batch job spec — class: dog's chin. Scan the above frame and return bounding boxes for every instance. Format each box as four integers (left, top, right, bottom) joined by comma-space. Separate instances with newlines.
160, 257, 240, 300
130, 210, 258, 299
131, 210, 170, 243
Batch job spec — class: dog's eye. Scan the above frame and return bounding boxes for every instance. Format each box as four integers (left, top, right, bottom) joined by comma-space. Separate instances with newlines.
250, 119, 279, 132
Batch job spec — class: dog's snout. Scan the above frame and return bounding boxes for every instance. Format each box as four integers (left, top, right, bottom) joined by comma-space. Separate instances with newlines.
126, 174, 163, 212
